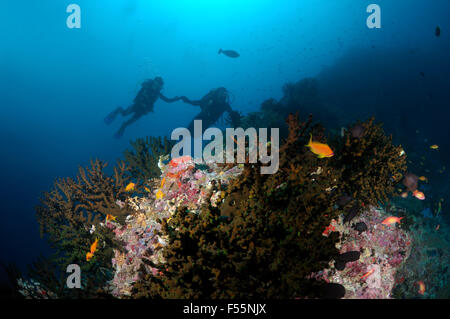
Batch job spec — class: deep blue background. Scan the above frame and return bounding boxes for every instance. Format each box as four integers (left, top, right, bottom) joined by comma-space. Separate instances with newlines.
1, 0, 449, 280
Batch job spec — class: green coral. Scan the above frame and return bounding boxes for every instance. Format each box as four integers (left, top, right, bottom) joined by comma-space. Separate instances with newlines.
35, 159, 133, 297
331, 117, 407, 207
124, 136, 174, 182
131, 114, 343, 298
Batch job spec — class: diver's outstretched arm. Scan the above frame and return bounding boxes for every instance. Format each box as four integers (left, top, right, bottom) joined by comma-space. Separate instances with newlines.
179, 96, 202, 106
159, 93, 181, 103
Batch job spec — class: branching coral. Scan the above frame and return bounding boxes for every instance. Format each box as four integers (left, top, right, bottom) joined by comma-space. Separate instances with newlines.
124, 136, 174, 182
35, 159, 134, 295
332, 117, 407, 208
131, 114, 345, 299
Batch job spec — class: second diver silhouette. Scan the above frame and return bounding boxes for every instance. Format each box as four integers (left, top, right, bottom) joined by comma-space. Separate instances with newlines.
180, 87, 241, 133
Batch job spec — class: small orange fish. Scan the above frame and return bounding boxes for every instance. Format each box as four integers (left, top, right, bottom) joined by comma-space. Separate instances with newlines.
418, 176, 428, 182
400, 192, 408, 198
381, 216, 404, 225
361, 268, 375, 280
106, 214, 116, 222
412, 190, 425, 200
156, 189, 165, 200
306, 134, 334, 158
125, 182, 136, 192
417, 281, 426, 295
86, 238, 99, 261
430, 145, 439, 150
86, 252, 94, 261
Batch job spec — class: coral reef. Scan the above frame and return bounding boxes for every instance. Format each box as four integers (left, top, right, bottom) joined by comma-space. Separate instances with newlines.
124, 136, 175, 182
130, 113, 345, 299
106, 156, 243, 298
17, 278, 58, 299
332, 117, 407, 208
26, 77, 423, 299
312, 206, 412, 298
35, 159, 134, 296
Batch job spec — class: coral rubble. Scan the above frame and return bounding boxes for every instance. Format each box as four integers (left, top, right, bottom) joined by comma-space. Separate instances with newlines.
312, 206, 412, 298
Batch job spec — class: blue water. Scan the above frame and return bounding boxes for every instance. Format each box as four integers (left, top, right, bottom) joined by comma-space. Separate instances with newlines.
1, 0, 449, 282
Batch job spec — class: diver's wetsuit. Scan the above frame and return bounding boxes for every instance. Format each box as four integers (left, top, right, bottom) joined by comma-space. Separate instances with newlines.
105, 77, 180, 138
180, 88, 240, 132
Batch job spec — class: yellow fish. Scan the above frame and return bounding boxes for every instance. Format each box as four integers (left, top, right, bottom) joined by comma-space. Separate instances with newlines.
430, 145, 439, 150
106, 214, 116, 222
306, 134, 334, 158
125, 182, 135, 192
413, 190, 426, 200
156, 189, 165, 200
86, 238, 99, 261
144, 186, 151, 192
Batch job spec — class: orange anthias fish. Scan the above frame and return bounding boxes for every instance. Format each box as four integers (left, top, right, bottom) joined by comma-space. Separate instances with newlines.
417, 281, 426, 295
418, 176, 428, 182
106, 214, 116, 222
381, 216, 404, 226
400, 192, 408, 198
430, 145, 439, 150
306, 134, 334, 158
86, 238, 99, 262
125, 182, 136, 192
156, 189, 165, 200
361, 268, 375, 280
412, 190, 426, 200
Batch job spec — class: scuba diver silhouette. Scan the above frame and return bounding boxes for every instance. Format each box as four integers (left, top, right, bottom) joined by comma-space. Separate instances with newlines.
180, 87, 241, 132
104, 76, 180, 139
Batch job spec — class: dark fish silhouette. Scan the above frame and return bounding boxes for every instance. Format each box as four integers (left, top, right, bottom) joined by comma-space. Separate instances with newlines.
218, 49, 240, 58
352, 222, 368, 234
343, 203, 360, 223
435, 26, 441, 37
335, 251, 361, 271
321, 283, 346, 299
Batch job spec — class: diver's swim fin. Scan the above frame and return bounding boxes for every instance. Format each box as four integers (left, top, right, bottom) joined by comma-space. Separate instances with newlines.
104, 114, 115, 125
104, 109, 119, 125
114, 128, 124, 139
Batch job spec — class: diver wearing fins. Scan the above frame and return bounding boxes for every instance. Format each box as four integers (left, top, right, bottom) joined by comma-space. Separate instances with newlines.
104, 76, 180, 139
180, 87, 241, 132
